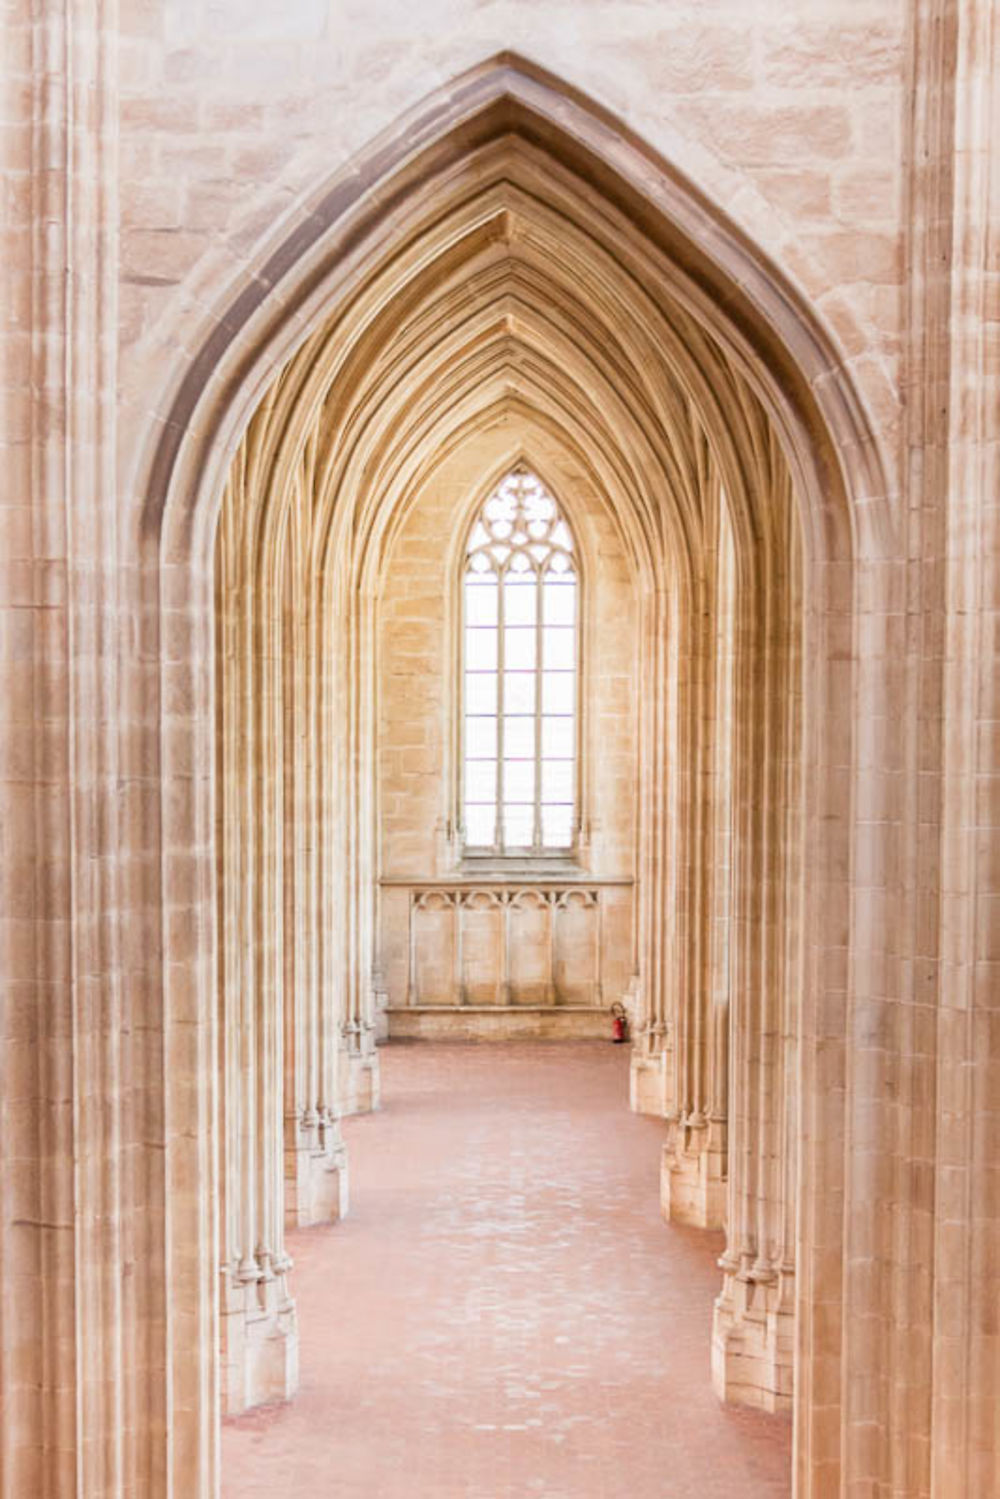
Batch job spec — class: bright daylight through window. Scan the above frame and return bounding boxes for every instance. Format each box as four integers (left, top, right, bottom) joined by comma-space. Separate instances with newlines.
462, 468, 578, 855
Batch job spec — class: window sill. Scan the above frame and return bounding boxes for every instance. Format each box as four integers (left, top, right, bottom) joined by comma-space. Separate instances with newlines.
457, 853, 584, 880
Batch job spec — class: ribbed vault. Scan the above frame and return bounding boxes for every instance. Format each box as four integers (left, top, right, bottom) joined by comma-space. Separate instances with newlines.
213, 100, 805, 1441
222, 149, 798, 590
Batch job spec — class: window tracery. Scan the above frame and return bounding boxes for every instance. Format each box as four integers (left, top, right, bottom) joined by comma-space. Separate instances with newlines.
462, 468, 578, 855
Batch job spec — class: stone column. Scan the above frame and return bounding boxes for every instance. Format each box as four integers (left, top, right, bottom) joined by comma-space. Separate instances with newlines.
630, 584, 678, 1116
930, 7, 1000, 1487
0, 15, 80, 1492
711, 453, 801, 1414
332, 581, 381, 1115
4, 3, 225, 1492
216, 464, 297, 1416
283, 475, 348, 1226
0, 5, 214, 1495
661, 475, 731, 1230
867, 3, 1000, 1493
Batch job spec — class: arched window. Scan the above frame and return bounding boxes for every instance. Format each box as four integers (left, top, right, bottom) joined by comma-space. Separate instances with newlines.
462, 468, 578, 855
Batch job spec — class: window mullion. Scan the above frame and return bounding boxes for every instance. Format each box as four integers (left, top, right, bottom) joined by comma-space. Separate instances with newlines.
533, 566, 543, 854
496, 568, 504, 854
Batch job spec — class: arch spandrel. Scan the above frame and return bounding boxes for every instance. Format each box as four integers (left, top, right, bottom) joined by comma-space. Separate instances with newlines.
140, 52, 891, 572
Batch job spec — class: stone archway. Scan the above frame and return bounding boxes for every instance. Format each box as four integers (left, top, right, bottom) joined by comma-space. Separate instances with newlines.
134, 54, 892, 1499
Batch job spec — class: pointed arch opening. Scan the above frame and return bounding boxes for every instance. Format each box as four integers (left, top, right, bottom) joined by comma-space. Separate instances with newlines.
131, 51, 893, 1499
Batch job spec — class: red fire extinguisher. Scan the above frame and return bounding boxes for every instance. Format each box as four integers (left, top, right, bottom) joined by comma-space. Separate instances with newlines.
610, 1002, 629, 1044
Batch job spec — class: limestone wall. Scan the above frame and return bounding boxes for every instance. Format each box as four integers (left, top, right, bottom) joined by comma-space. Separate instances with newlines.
3, 5, 999, 1499
115, 0, 907, 510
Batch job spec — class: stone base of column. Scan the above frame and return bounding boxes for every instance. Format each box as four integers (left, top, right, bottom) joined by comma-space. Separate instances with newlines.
285, 1117, 349, 1229
711, 1262, 794, 1414
629, 1033, 671, 1117
661, 1117, 727, 1229
220, 1263, 298, 1416
340, 1044, 381, 1116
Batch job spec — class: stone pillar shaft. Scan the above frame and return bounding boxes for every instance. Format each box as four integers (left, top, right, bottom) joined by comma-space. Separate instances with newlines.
712, 451, 801, 1414
333, 580, 381, 1116
282, 474, 348, 1227
630, 585, 677, 1117
216, 471, 297, 1416
662, 476, 733, 1232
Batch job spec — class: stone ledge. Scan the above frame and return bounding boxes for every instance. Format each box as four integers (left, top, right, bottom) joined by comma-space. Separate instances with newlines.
386, 1005, 614, 1041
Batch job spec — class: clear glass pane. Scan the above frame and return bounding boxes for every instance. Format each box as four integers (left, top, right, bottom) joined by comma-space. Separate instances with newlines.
543, 576, 576, 626
542, 716, 574, 758
504, 671, 535, 715
541, 805, 574, 848
465, 716, 497, 759
465, 760, 497, 802
542, 671, 574, 714
503, 575, 537, 627
466, 627, 498, 671
503, 760, 535, 804
543, 626, 575, 670
465, 804, 496, 846
503, 805, 534, 847
522, 482, 554, 525
465, 574, 498, 626
465, 671, 497, 715
542, 760, 574, 803
503, 716, 535, 759
485, 491, 515, 525
503, 626, 535, 670
464, 469, 579, 857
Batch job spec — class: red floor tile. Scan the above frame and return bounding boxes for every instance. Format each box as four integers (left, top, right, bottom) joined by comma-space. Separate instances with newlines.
223, 1041, 791, 1498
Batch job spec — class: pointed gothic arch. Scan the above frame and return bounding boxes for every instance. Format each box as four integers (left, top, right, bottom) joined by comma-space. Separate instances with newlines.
129, 52, 896, 1499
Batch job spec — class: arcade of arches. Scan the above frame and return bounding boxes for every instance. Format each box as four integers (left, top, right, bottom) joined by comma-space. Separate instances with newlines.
2, 7, 999, 1499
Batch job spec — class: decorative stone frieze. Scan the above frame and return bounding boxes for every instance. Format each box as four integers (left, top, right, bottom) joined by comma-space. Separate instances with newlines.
383, 879, 633, 1039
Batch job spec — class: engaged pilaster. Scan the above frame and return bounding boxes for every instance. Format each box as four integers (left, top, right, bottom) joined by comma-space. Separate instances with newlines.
216, 474, 301, 1414
709, 452, 801, 1416
281, 512, 351, 1225
660, 500, 735, 1229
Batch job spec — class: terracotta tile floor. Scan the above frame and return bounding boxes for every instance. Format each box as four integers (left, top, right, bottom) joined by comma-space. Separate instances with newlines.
223, 1042, 791, 1498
